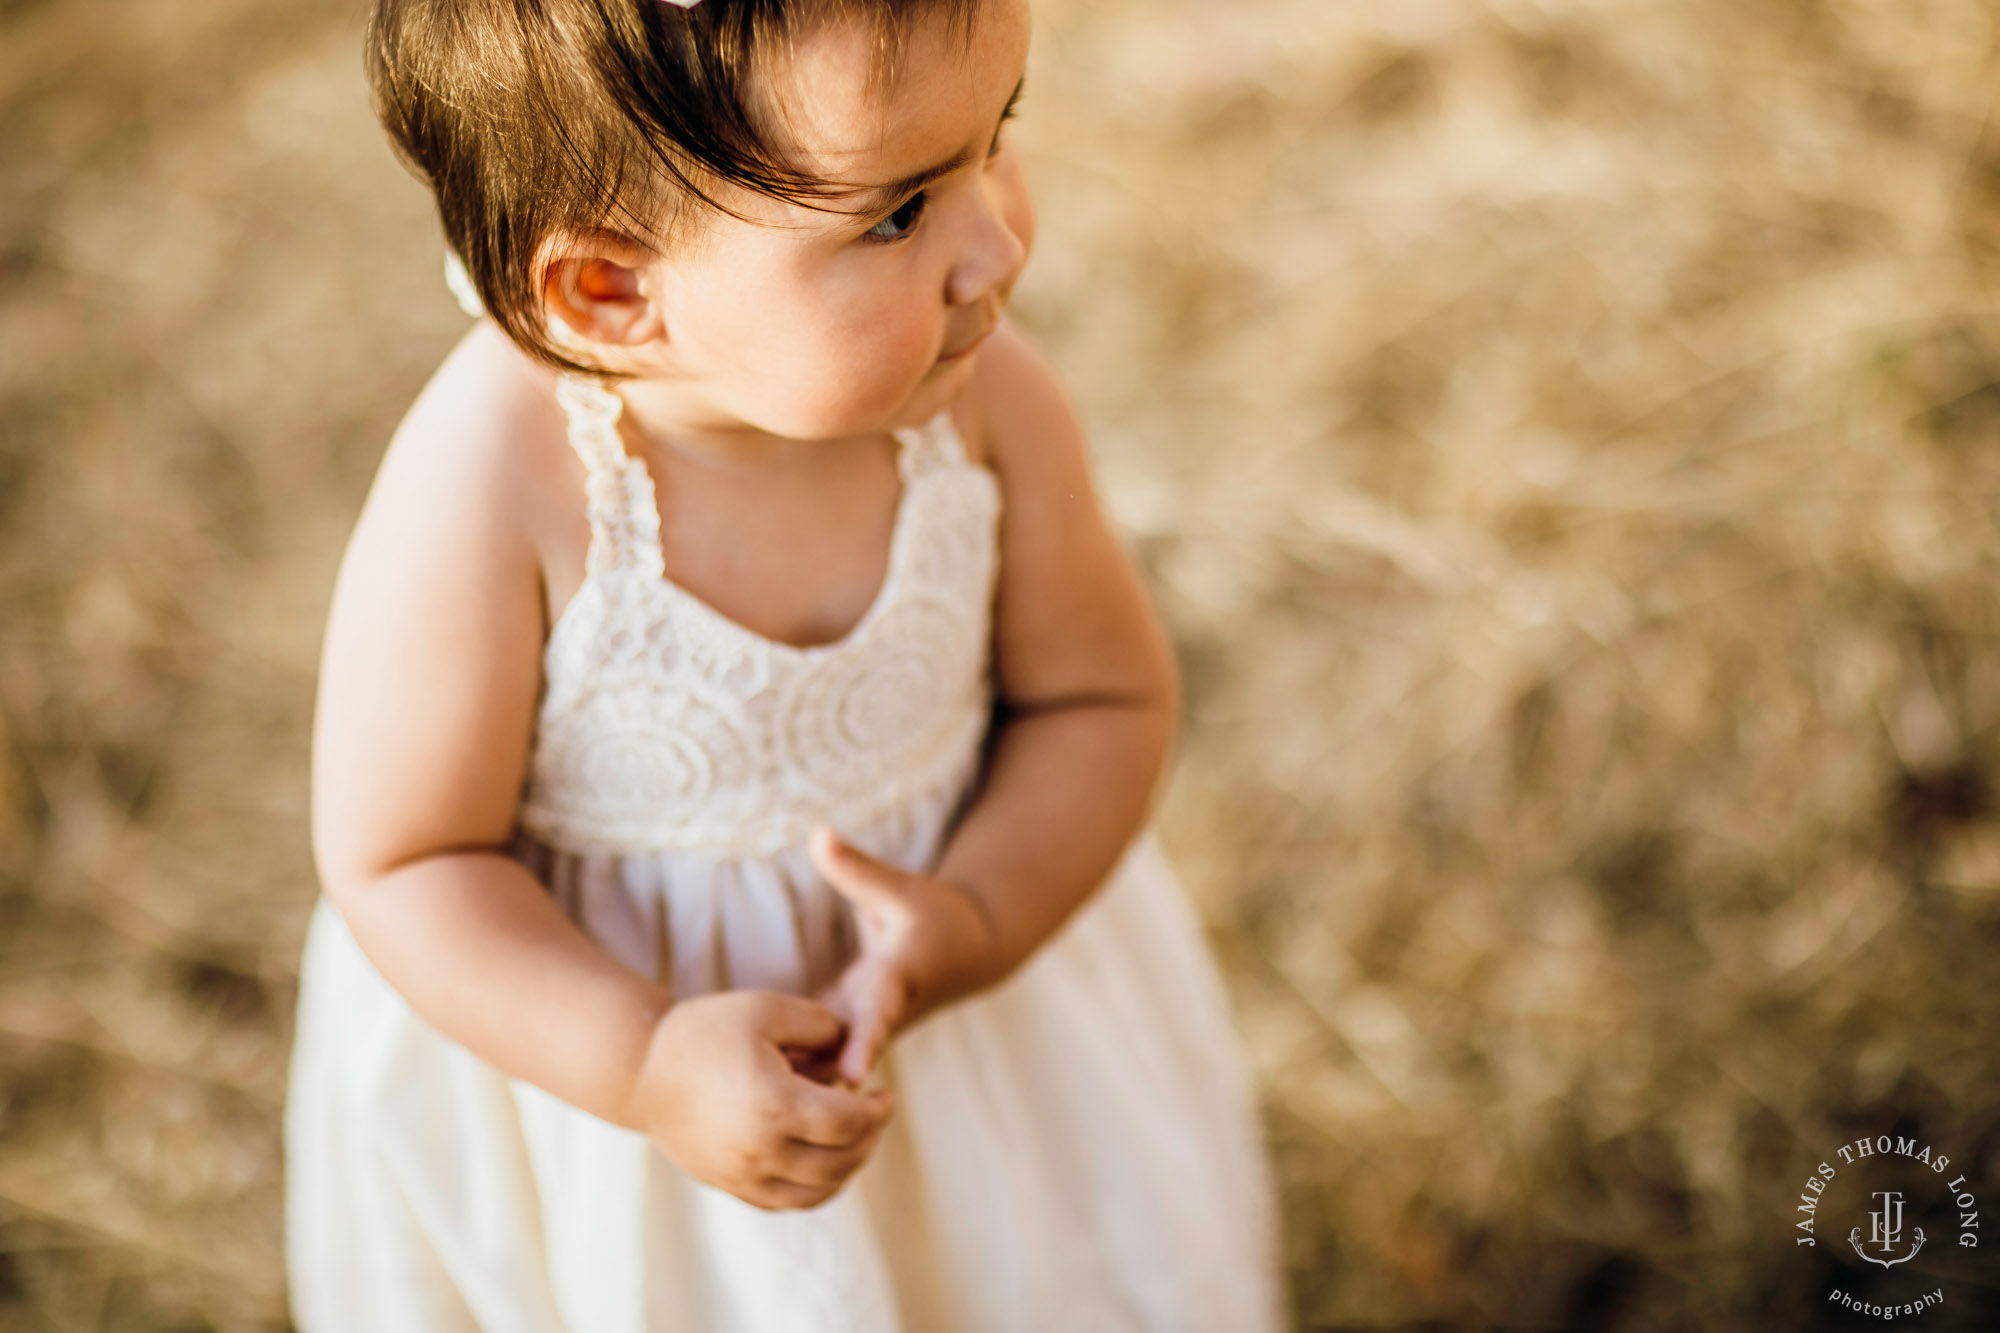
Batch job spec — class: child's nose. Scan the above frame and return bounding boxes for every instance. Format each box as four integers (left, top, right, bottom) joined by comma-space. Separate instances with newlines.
946, 176, 1030, 308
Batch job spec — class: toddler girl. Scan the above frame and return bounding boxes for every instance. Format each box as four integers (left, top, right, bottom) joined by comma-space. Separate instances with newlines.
285, 0, 1287, 1328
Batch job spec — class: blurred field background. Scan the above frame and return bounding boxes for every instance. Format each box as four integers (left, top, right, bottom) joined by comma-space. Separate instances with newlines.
3, 0, 2000, 1327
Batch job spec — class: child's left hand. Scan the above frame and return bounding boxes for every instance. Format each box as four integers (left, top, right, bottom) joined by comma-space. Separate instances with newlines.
806, 825, 1005, 1089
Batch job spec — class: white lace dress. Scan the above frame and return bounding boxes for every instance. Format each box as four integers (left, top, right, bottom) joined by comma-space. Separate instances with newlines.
283, 375, 1289, 1333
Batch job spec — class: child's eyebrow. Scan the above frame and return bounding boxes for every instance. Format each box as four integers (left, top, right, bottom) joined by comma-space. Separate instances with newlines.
844, 74, 1025, 217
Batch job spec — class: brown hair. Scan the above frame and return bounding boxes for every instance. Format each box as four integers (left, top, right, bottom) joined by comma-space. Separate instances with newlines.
368, 0, 982, 375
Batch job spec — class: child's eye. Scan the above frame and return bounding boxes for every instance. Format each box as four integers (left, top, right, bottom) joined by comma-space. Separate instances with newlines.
859, 100, 1019, 246
863, 190, 928, 244
988, 104, 1019, 160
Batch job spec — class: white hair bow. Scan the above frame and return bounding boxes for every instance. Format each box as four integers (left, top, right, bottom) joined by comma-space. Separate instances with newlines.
443, 249, 483, 319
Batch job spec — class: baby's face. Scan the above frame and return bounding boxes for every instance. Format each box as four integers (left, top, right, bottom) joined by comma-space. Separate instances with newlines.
634, 0, 1034, 439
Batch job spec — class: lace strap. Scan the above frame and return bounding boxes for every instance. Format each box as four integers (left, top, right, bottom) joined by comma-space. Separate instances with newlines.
553, 376, 667, 579
899, 408, 971, 479
934, 408, 971, 466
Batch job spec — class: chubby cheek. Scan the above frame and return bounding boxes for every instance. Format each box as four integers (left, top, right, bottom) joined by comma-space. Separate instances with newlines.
755, 293, 940, 437
678, 240, 944, 437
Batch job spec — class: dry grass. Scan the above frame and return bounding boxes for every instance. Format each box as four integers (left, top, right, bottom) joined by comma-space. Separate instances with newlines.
3, 0, 1999, 1328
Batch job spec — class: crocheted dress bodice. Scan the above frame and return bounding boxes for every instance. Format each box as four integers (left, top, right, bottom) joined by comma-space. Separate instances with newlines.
514, 376, 1003, 861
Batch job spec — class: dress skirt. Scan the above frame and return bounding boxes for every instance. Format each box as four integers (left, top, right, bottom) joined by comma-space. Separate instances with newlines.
284, 777, 1288, 1333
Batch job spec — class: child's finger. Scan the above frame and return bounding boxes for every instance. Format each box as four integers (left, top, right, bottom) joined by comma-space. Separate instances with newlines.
773, 1126, 884, 1190
757, 991, 848, 1050
828, 982, 878, 1079
786, 1076, 896, 1147
839, 1008, 889, 1086
810, 827, 911, 918
777, 1100, 896, 1182
812, 981, 855, 1028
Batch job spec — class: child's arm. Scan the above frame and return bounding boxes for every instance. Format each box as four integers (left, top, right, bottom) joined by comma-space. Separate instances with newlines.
312, 329, 890, 1207
312, 333, 668, 1124
809, 317, 1184, 1085
930, 316, 1182, 979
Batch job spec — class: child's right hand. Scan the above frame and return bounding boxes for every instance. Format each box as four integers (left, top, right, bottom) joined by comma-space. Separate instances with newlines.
625, 990, 896, 1212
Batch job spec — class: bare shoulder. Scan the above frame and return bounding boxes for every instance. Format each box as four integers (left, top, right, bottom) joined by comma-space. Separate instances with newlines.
373, 322, 574, 584
950, 314, 1088, 481
312, 322, 571, 887
947, 314, 1179, 710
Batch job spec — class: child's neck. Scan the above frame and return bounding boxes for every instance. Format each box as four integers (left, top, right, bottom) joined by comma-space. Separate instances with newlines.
611, 376, 864, 476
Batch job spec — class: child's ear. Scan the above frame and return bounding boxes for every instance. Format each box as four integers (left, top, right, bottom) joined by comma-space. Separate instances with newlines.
540, 231, 666, 350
